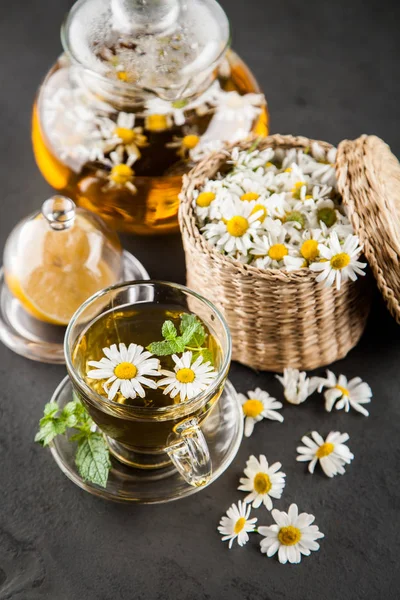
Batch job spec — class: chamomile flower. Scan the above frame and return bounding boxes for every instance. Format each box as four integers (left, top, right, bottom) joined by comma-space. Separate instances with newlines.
310, 232, 366, 290
218, 500, 257, 549
96, 111, 148, 162
145, 97, 187, 126
275, 368, 319, 405
250, 230, 292, 269
238, 388, 283, 437
317, 370, 372, 416
87, 343, 160, 401
259, 504, 324, 564
102, 148, 137, 193
238, 455, 286, 510
202, 199, 263, 254
214, 91, 264, 123
166, 130, 201, 160
157, 351, 217, 402
296, 431, 354, 477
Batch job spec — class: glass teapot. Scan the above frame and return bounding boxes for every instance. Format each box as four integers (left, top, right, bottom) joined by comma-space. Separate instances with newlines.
32, 0, 268, 235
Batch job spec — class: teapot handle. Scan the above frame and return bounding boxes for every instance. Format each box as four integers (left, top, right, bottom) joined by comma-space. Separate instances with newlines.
166, 418, 212, 487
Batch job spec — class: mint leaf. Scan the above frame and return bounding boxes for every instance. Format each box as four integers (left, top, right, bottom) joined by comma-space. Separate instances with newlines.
148, 340, 174, 355
162, 320, 177, 340
34, 418, 67, 446
180, 313, 198, 333
181, 322, 201, 345
75, 433, 112, 488
180, 313, 206, 347
192, 348, 214, 365
43, 401, 59, 419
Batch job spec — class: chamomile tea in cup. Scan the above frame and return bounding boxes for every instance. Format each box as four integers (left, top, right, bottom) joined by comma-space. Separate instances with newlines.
65, 281, 231, 487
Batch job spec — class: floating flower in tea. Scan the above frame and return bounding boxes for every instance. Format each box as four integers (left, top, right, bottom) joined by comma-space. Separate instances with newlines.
158, 351, 217, 402
87, 343, 160, 401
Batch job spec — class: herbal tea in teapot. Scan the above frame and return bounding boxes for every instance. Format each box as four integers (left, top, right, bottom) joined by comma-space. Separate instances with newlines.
32, 0, 268, 234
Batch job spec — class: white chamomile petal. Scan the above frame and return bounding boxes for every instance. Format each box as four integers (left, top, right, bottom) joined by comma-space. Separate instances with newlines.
87, 343, 160, 401
238, 455, 286, 510
157, 351, 217, 402
276, 368, 318, 405
317, 370, 372, 416
218, 500, 257, 549
238, 387, 284, 438
259, 503, 324, 564
296, 430, 354, 477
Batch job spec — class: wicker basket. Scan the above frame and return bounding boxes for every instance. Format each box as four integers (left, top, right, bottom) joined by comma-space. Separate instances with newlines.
179, 134, 371, 372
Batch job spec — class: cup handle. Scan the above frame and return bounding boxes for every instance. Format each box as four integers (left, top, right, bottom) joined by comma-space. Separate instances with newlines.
166, 418, 212, 487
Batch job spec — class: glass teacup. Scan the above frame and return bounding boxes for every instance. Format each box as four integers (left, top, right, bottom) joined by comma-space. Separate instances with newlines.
65, 280, 232, 487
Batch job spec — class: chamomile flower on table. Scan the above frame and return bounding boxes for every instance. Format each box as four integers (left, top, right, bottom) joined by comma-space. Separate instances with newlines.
202, 198, 264, 254
276, 368, 319, 405
238, 455, 286, 510
87, 343, 160, 401
238, 388, 283, 437
317, 370, 372, 416
296, 431, 354, 477
310, 232, 367, 290
259, 504, 324, 564
218, 500, 257, 549
157, 351, 217, 402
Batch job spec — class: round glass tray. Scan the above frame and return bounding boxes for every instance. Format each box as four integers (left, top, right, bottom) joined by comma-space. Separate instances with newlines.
49, 377, 243, 504
0, 251, 149, 363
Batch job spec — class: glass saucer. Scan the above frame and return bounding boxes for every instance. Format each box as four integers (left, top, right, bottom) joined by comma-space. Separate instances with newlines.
49, 377, 243, 504
0, 251, 149, 364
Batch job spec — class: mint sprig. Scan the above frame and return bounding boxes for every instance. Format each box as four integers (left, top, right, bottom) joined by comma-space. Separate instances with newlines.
147, 313, 213, 364
35, 398, 111, 488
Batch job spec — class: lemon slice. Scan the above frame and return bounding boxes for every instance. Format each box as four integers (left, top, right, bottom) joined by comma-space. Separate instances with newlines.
7, 263, 116, 326
6, 217, 118, 326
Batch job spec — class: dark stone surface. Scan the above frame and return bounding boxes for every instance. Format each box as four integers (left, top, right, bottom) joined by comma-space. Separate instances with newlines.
1, 0, 399, 598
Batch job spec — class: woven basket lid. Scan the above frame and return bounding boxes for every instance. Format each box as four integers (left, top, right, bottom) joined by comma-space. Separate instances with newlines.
336, 134, 400, 322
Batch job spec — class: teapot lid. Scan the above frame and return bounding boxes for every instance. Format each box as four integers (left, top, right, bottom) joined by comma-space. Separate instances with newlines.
61, 0, 230, 101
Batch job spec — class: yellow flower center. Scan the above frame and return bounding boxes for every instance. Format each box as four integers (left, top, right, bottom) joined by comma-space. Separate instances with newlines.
234, 517, 247, 534
117, 70, 129, 82
265, 161, 273, 168
335, 384, 349, 396
251, 204, 267, 221
110, 164, 134, 185
268, 243, 288, 261
305, 194, 313, 200
226, 216, 249, 237
317, 207, 337, 227
196, 192, 216, 208
301, 239, 319, 261
254, 472, 272, 494
176, 368, 195, 383
316, 442, 335, 458
278, 526, 302, 546
114, 362, 137, 380
284, 167, 292, 173
182, 134, 200, 149
145, 114, 169, 132
114, 127, 136, 144
292, 181, 306, 198
241, 192, 260, 202
330, 252, 350, 270
242, 399, 264, 418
